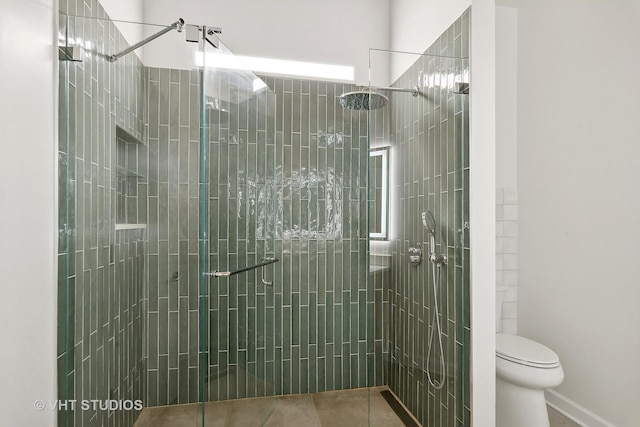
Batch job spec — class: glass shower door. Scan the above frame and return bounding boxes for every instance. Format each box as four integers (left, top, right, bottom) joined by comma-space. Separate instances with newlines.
199, 30, 278, 425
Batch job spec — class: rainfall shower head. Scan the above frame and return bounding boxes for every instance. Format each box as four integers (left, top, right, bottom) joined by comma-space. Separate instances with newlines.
339, 90, 389, 111
338, 85, 420, 111
422, 211, 437, 237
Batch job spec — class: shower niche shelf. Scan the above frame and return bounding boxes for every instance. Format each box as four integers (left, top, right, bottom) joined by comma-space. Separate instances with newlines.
115, 125, 146, 228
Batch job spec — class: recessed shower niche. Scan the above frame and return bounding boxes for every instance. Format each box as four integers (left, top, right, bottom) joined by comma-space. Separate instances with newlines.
115, 126, 147, 227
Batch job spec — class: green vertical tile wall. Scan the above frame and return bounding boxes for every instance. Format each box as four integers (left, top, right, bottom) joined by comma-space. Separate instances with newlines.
383, 8, 471, 427
58, 1, 146, 426
144, 67, 202, 406
146, 69, 380, 404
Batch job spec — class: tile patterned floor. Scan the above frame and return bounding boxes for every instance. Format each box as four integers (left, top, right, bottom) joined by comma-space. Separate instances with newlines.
133, 388, 581, 427
133, 387, 406, 427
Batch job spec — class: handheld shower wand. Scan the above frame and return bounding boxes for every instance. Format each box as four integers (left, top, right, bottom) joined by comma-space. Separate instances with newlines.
422, 211, 447, 265
421, 211, 447, 389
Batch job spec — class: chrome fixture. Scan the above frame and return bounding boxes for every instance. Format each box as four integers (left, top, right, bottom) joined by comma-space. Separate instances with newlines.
408, 244, 422, 266
422, 210, 447, 389
185, 24, 222, 47
338, 85, 420, 110
108, 18, 185, 62
208, 257, 279, 287
59, 18, 223, 63
422, 211, 447, 265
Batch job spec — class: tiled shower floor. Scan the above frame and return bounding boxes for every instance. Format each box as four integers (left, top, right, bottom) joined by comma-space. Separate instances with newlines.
133, 386, 407, 427
133, 387, 580, 427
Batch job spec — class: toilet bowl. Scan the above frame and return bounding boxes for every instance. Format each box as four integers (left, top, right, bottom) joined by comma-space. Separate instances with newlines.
496, 333, 564, 427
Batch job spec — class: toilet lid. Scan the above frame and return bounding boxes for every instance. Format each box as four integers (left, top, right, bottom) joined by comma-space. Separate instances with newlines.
496, 334, 560, 368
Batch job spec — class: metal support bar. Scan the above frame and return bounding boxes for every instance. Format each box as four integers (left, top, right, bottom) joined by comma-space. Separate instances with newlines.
207, 257, 279, 278
108, 18, 184, 62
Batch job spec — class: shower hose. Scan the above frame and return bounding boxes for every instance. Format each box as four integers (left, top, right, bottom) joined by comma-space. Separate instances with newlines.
427, 262, 446, 390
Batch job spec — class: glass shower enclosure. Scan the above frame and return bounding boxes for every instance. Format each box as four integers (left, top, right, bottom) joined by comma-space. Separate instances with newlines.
198, 27, 280, 422
57, 3, 470, 426
58, 7, 278, 425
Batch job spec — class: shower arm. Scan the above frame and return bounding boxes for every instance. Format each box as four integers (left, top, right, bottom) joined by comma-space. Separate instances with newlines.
108, 18, 185, 62
372, 86, 420, 97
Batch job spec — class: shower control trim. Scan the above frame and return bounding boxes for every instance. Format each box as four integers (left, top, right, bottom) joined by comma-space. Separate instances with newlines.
408, 244, 422, 266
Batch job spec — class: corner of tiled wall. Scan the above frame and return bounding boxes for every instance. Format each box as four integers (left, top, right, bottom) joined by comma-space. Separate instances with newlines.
496, 188, 518, 334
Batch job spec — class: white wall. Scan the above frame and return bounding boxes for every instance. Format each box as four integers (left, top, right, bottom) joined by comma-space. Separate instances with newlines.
102, 0, 478, 91
100, 0, 144, 47
495, 5, 518, 335
515, 1, 640, 425
495, 5, 517, 190
469, 1, 496, 425
389, 0, 471, 81
140, 0, 390, 85
100, 0, 143, 23
0, 0, 57, 426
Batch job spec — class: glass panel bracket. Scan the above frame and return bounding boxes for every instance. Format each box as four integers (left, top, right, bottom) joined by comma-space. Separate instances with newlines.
59, 46, 82, 62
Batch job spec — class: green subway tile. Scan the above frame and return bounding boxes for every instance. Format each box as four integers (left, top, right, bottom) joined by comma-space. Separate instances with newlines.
325, 351, 334, 391
325, 294, 334, 343
283, 304, 292, 360
300, 358, 309, 393
292, 293, 300, 346
308, 294, 317, 345
342, 301, 351, 344
333, 304, 342, 346
317, 356, 326, 392
282, 359, 291, 395
291, 346, 300, 394
350, 353, 358, 388
317, 305, 326, 357
334, 355, 344, 390
300, 305, 309, 359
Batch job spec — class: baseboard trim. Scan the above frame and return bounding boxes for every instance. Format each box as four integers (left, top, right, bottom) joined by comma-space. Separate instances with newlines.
545, 390, 616, 427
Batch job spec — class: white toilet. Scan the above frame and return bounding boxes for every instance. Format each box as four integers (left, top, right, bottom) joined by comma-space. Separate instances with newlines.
495, 293, 564, 427
496, 333, 564, 427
